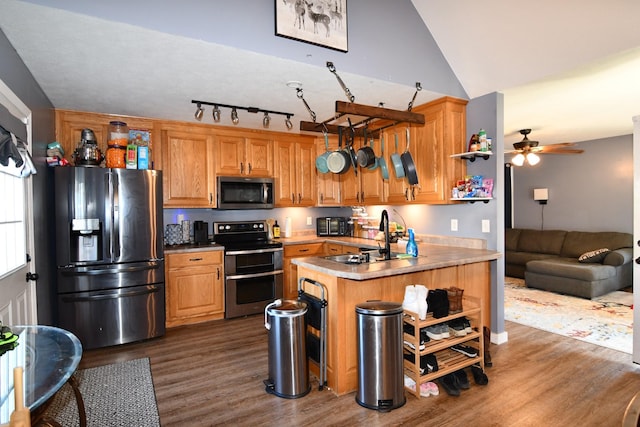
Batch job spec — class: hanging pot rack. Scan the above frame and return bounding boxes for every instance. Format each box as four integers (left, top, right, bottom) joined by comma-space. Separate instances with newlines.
299, 63, 425, 137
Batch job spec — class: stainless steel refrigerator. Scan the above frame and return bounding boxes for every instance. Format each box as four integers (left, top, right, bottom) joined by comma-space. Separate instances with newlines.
54, 167, 165, 349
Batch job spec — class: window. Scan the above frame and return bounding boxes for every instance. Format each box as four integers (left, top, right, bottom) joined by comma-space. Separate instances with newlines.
0, 170, 26, 278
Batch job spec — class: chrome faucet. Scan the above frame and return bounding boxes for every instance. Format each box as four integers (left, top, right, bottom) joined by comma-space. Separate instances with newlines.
379, 209, 391, 260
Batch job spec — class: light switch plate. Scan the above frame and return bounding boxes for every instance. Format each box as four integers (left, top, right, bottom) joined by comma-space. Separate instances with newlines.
450, 219, 458, 231
306, 216, 313, 226
482, 219, 490, 233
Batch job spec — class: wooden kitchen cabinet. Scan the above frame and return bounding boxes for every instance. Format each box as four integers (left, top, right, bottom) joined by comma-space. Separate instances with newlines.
315, 135, 341, 206
340, 138, 384, 205
166, 250, 225, 327
382, 128, 414, 203
283, 243, 325, 299
161, 130, 216, 207
215, 133, 273, 176
410, 98, 467, 204
274, 137, 316, 207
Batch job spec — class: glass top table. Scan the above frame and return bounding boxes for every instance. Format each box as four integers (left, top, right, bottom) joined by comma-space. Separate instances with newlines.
0, 325, 82, 424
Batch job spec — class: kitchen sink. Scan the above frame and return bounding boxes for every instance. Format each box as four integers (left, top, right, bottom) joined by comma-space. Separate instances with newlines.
324, 251, 406, 264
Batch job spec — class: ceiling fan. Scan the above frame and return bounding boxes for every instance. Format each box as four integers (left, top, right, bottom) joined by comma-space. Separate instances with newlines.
508, 129, 584, 166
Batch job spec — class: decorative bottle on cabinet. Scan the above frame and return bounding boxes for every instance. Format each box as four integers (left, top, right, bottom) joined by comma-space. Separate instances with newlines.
406, 228, 418, 257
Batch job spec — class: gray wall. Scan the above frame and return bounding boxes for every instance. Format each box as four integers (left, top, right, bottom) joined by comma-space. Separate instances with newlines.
512, 134, 632, 233
0, 28, 56, 324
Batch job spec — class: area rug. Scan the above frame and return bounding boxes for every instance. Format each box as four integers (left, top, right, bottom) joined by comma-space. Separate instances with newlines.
45, 358, 160, 427
504, 277, 633, 354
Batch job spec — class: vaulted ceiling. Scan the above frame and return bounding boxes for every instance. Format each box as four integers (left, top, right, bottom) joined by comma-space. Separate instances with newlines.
1, 0, 639, 148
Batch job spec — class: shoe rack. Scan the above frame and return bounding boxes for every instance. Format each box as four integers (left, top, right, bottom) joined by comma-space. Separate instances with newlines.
403, 295, 484, 398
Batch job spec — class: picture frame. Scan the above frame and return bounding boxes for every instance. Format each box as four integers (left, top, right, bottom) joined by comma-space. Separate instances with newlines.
275, 0, 348, 52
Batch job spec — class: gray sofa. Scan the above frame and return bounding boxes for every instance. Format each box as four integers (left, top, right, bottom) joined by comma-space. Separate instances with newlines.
505, 228, 633, 299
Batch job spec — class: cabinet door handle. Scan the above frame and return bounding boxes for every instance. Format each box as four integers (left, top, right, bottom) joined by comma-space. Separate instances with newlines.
404, 188, 409, 200
189, 257, 203, 262
298, 193, 301, 204
291, 193, 295, 203
240, 162, 244, 174
361, 191, 364, 202
320, 193, 324, 203
299, 248, 309, 253
217, 267, 220, 280
411, 187, 416, 200
209, 192, 213, 204
248, 163, 252, 174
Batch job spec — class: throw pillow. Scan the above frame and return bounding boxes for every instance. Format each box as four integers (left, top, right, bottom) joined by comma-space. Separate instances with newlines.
578, 248, 610, 263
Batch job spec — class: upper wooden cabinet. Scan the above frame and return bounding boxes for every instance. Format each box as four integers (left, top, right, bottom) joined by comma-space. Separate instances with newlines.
215, 134, 273, 177
161, 130, 215, 207
273, 137, 316, 207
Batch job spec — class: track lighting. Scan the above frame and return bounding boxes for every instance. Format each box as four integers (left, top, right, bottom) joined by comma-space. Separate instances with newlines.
194, 103, 204, 121
191, 100, 294, 130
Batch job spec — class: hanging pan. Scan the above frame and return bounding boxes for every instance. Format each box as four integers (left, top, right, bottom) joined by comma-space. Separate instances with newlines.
367, 138, 379, 170
401, 127, 419, 185
356, 132, 376, 168
379, 134, 389, 180
326, 127, 351, 174
315, 132, 331, 174
391, 133, 405, 178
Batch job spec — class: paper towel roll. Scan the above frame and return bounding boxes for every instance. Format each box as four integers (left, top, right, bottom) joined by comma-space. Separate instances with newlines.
284, 217, 292, 238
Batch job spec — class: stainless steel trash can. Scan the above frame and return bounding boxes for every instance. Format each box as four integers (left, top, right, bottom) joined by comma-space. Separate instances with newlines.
355, 301, 406, 411
264, 299, 310, 399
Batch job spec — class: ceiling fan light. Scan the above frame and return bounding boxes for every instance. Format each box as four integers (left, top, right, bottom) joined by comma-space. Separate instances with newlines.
527, 152, 540, 166
512, 153, 525, 166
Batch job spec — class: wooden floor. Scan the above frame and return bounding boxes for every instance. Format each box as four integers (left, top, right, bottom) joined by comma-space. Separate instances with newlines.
78, 316, 640, 427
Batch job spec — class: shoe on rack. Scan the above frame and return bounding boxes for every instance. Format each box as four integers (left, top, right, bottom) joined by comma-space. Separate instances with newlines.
439, 373, 460, 397
461, 317, 473, 334
404, 374, 417, 390
420, 329, 430, 344
415, 284, 428, 320
451, 344, 478, 358
424, 381, 439, 396
404, 339, 426, 351
448, 319, 467, 337
438, 323, 450, 339
471, 364, 489, 385
426, 325, 443, 340
453, 369, 470, 390
424, 353, 438, 373
403, 285, 420, 317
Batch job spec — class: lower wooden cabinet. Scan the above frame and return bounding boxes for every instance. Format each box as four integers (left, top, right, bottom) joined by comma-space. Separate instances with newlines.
166, 250, 224, 327
283, 243, 325, 299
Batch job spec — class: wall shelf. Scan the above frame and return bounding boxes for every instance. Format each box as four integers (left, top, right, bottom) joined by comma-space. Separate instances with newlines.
450, 197, 493, 204
450, 151, 493, 162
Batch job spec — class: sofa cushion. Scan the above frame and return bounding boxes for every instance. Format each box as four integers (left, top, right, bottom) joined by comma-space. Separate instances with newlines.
517, 229, 567, 255
560, 231, 632, 258
603, 248, 633, 266
526, 258, 617, 281
505, 228, 521, 251
578, 248, 610, 263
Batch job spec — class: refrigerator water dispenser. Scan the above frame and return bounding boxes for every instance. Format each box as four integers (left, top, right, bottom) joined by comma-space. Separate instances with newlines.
70, 218, 102, 262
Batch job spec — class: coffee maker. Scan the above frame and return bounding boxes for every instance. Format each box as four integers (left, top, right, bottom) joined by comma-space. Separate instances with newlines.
193, 221, 209, 245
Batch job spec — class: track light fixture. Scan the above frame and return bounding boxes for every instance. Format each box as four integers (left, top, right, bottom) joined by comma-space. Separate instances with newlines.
191, 100, 294, 130
194, 103, 204, 121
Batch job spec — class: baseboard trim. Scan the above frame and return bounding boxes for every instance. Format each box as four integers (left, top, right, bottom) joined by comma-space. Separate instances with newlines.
492, 330, 509, 345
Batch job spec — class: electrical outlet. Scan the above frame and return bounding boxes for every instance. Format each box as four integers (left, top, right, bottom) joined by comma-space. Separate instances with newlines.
450, 219, 458, 231
482, 219, 490, 233
306, 216, 313, 226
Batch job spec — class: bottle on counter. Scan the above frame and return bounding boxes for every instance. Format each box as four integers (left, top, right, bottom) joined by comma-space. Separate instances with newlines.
406, 228, 418, 257
478, 128, 487, 152
273, 221, 280, 238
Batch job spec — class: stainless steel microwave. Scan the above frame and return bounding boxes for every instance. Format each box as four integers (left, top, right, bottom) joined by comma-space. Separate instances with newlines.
217, 176, 274, 209
317, 217, 351, 236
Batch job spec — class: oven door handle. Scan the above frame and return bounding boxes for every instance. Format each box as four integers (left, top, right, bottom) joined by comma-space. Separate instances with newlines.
225, 248, 283, 256
226, 270, 284, 280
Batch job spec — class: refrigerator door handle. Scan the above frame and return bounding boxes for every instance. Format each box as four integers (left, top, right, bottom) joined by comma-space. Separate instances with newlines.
60, 285, 161, 302
111, 171, 120, 259
59, 262, 161, 276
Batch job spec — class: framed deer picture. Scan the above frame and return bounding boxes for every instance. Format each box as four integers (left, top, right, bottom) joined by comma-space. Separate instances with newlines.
275, 0, 348, 52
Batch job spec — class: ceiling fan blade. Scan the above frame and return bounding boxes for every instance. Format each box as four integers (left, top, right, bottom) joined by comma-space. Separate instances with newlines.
539, 148, 584, 154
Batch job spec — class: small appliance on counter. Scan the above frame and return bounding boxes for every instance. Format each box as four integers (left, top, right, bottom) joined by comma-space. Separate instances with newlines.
193, 220, 209, 245
316, 217, 351, 237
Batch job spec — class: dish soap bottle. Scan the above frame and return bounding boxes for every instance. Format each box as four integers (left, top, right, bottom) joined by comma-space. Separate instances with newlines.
406, 228, 418, 257
273, 221, 280, 238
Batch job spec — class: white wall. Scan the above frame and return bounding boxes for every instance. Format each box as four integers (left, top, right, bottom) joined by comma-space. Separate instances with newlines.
512, 134, 632, 233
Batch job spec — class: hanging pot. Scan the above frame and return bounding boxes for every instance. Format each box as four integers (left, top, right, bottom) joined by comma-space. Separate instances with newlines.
367, 138, 379, 170
315, 132, 330, 174
379, 134, 389, 180
326, 127, 351, 174
391, 133, 405, 178
356, 137, 376, 168
401, 127, 419, 185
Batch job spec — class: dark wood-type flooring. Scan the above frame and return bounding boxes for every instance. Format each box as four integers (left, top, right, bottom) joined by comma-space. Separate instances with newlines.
77, 317, 640, 426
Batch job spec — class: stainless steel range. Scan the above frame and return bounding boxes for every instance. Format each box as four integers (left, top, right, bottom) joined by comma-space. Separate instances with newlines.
213, 220, 283, 318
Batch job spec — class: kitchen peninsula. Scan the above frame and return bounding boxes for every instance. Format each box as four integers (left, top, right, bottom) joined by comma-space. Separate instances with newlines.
291, 239, 500, 396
